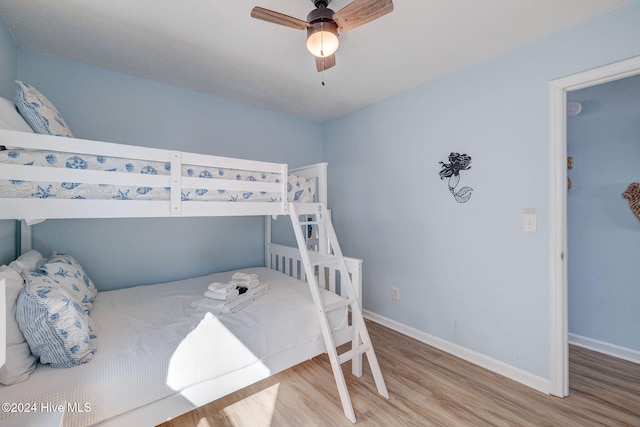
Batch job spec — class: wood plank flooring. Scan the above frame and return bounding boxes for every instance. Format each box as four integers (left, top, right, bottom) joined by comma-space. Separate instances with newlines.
158, 321, 640, 427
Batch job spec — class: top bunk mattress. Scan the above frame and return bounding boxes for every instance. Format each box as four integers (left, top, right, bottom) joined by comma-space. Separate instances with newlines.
0, 267, 348, 426
0, 148, 316, 203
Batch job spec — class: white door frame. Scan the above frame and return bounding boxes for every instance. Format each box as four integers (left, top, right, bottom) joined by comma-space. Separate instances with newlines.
549, 55, 640, 397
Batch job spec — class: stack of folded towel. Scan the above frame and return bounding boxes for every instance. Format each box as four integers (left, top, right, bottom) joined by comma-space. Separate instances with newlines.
230, 272, 259, 288
205, 282, 239, 300
247, 283, 269, 299
191, 271, 270, 315
232, 272, 270, 299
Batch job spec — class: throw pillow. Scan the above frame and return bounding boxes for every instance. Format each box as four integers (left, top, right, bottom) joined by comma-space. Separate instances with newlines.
37, 253, 97, 314
0, 96, 34, 133
16, 272, 96, 368
14, 81, 74, 138
8, 249, 44, 274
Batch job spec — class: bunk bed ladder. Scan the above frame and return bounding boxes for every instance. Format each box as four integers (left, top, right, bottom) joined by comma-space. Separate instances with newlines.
289, 203, 389, 423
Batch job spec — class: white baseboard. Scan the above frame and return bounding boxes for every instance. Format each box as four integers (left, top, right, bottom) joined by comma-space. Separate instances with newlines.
568, 333, 640, 364
363, 310, 551, 394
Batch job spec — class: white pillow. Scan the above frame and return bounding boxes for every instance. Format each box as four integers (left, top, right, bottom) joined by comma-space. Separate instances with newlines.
14, 81, 74, 138
0, 265, 37, 385
8, 249, 44, 274
0, 96, 34, 133
17, 272, 96, 368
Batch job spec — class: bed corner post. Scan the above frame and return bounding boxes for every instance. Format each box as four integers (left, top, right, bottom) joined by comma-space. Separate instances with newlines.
19, 220, 32, 254
317, 162, 328, 204
265, 215, 272, 269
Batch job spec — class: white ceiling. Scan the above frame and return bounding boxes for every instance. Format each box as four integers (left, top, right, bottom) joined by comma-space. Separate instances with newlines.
0, 0, 631, 122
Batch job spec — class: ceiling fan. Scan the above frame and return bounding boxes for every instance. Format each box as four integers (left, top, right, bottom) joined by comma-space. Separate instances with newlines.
251, 0, 394, 72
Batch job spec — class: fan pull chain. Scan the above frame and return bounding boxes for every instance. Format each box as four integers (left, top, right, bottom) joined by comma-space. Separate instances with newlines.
322, 58, 326, 86
320, 21, 326, 86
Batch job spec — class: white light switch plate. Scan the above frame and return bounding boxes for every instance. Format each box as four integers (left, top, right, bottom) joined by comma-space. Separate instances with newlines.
523, 208, 537, 232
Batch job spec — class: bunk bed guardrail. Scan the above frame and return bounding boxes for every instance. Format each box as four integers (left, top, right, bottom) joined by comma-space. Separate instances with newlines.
267, 242, 361, 302
0, 130, 332, 220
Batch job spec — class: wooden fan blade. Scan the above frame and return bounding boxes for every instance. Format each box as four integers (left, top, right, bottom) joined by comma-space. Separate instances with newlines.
251, 6, 309, 30
316, 54, 336, 72
333, 0, 393, 32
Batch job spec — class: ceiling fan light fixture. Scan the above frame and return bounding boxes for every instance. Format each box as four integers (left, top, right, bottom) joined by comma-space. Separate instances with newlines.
251, 0, 394, 71
306, 21, 339, 58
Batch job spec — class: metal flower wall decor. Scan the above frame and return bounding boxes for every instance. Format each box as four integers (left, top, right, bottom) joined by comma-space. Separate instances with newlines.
439, 152, 473, 203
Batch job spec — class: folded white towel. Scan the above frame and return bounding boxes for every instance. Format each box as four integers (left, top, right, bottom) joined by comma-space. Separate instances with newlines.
208, 282, 237, 293
190, 294, 254, 314
204, 289, 239, 301
232, 272, 258, 281
230, 279, 259, 288
247, 283, 269, 299
223, 297, 253, 314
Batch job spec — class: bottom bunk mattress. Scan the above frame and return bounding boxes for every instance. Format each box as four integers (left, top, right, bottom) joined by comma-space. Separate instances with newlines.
0, 267, 349, 426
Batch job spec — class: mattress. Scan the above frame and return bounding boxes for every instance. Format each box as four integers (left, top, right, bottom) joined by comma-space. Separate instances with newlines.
0, 149, 315, 203
0, 267, 348, 426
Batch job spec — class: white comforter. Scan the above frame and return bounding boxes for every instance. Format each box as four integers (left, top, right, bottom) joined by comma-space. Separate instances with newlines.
0, 267, 347, 426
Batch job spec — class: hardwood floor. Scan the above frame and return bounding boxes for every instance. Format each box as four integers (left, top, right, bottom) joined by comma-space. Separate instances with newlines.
158, 321, 640, 427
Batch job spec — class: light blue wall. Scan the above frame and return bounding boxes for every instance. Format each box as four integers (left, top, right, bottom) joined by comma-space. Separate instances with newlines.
0, 13, 17, 265
14, 51, 323, 290
0, 13, 16, 98
323, 1, 640, 379
16, 50, 322, 165
567, 74, 640, 351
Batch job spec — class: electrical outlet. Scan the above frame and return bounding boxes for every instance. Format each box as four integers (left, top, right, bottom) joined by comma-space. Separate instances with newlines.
392, 287, 400, 301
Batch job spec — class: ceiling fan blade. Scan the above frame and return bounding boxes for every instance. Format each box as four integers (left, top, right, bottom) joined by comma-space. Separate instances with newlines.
316, 54, 336, 72
251, 6, 309, 30
333, 0, 394, 32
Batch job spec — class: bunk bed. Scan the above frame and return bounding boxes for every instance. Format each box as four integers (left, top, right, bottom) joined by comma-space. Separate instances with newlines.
0, 124, 388, 425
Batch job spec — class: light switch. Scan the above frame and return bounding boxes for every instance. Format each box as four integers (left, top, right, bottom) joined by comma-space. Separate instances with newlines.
523, 208, 537, 232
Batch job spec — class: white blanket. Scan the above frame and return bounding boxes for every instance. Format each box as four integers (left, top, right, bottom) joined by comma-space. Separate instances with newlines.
0, 267, 348, 426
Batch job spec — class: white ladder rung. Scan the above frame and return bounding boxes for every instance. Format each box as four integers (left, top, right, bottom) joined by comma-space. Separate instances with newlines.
338, 344, 372, 365
324, 297, 355, 313
302, 220, 329, 226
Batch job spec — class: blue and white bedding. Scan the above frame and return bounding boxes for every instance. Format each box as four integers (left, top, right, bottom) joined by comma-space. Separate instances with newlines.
0, 149, 316, 203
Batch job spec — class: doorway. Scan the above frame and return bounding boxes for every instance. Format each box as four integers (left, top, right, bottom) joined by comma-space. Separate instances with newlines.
549, 55, 640, 397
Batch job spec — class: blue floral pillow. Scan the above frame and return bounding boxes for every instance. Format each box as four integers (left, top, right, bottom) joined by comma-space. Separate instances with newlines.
16, 272, 96, 368
37, 253, 97, 314
14, 81, 74, 138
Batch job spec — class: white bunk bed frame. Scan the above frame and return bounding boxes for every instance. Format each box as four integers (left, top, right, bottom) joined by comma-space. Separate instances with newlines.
0, 129, 388, 424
